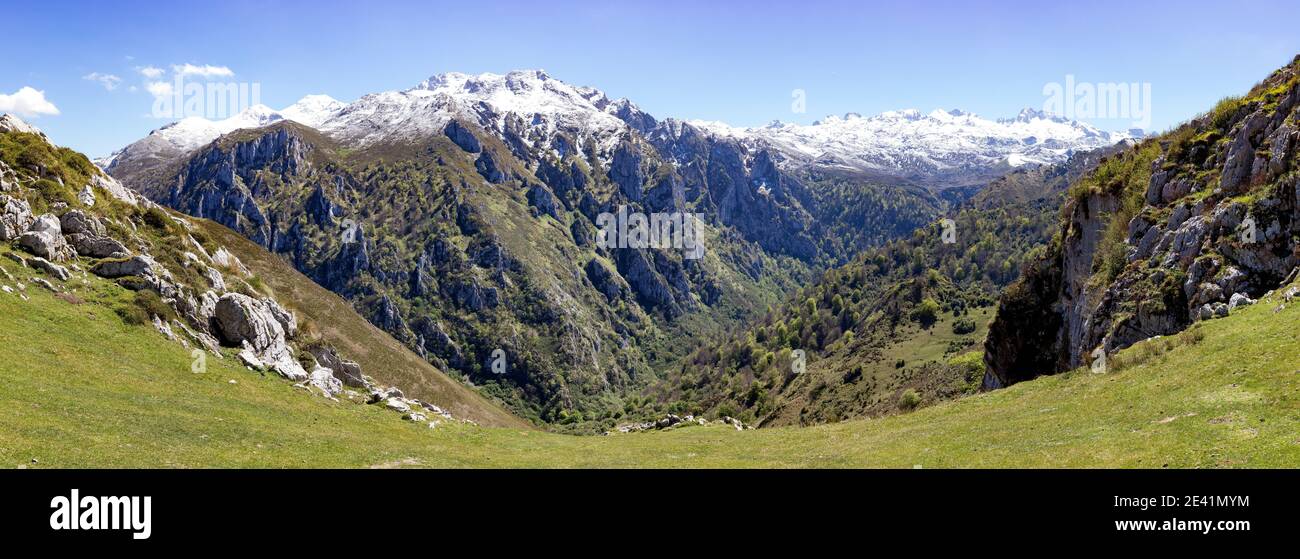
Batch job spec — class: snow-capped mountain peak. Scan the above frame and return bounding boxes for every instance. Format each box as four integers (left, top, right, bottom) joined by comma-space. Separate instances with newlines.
404, 69, 626, 129
280, 95, 345, 127
320, 69, 635, 153
98, 96, 349, 172
144, 103, 283, 154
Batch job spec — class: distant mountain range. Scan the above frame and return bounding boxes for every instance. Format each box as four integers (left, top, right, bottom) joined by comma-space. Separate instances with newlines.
99, 69, 1140, 187
694, 107, 1141, 185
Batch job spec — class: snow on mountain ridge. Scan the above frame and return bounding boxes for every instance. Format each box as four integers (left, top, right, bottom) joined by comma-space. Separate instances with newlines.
318, 69, 641, 157
280, 94, 345, 127
690, 106, 1140, 177
102, 70, 1140, 183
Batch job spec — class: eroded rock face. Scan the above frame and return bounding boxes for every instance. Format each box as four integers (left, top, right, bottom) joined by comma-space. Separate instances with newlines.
985, 60, 1300, 389
584, 258, 626, 302
444, 120, 482, 153
213, 293, 306, 381
526, 184, 560, 219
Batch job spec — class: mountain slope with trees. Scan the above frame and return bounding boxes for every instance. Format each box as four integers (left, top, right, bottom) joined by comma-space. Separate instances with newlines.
648, 143, 1128, 426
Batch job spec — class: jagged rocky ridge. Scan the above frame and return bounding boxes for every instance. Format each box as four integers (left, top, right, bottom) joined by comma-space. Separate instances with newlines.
984, 56, 1300, 388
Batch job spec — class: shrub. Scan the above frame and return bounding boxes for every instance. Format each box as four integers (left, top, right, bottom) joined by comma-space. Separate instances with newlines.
899, 389, 922, 410
952, 317, 977, 335
910, 298, 940, 328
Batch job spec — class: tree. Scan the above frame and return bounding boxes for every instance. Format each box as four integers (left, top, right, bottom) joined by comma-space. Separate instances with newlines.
910, 298, 940, 328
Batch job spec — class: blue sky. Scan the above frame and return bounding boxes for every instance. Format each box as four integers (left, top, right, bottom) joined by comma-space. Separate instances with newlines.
3, 0, 1297, 157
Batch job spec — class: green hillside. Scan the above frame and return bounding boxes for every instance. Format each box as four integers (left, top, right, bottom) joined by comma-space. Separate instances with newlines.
5, 241, 1295, 468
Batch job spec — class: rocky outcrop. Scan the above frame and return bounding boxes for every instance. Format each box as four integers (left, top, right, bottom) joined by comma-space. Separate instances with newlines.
474, 151, 505, 183
91, 255, 158, 279
17, 214, 74, 261
308, 345, 365, 388
261, 297, 298, 338
414, 318, 465, 369
28, 256, 71, 281
613, 248, 680, 317
584, 258, 627, 302
213, 293, 307, 381
158, 127, 311, 247
608, 142, 645, 202
444, 120, 481, 153
61, 210, 128, 258
985, 57, 1300, 389
526, 184, 560, 219
0, 194, 34, 241
304, 184, 340, 227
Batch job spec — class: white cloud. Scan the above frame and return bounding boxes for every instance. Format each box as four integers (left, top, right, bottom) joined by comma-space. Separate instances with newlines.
83, 72, 123, 91
172, 63, 234, 78
137, 65, 165, 79
0, 86, 60, 118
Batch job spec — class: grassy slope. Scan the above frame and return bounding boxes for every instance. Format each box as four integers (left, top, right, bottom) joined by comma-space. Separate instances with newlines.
2, 244, 1296, 467
197, 222, 528, 429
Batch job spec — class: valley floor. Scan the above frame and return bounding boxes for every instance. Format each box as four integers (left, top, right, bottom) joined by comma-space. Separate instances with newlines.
2, 263, 1298, 468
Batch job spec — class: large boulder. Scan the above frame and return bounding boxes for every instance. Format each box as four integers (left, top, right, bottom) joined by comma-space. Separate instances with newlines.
91, 255, 157, 278
59, 209, 128, 258
17, 214, 74, 261
307, 367, 343, 397
28, 256, 71, 281
213, 293, 307, 381
68, 234, 129, 258
59, 210, 104, 237
306, 345, 365, 388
